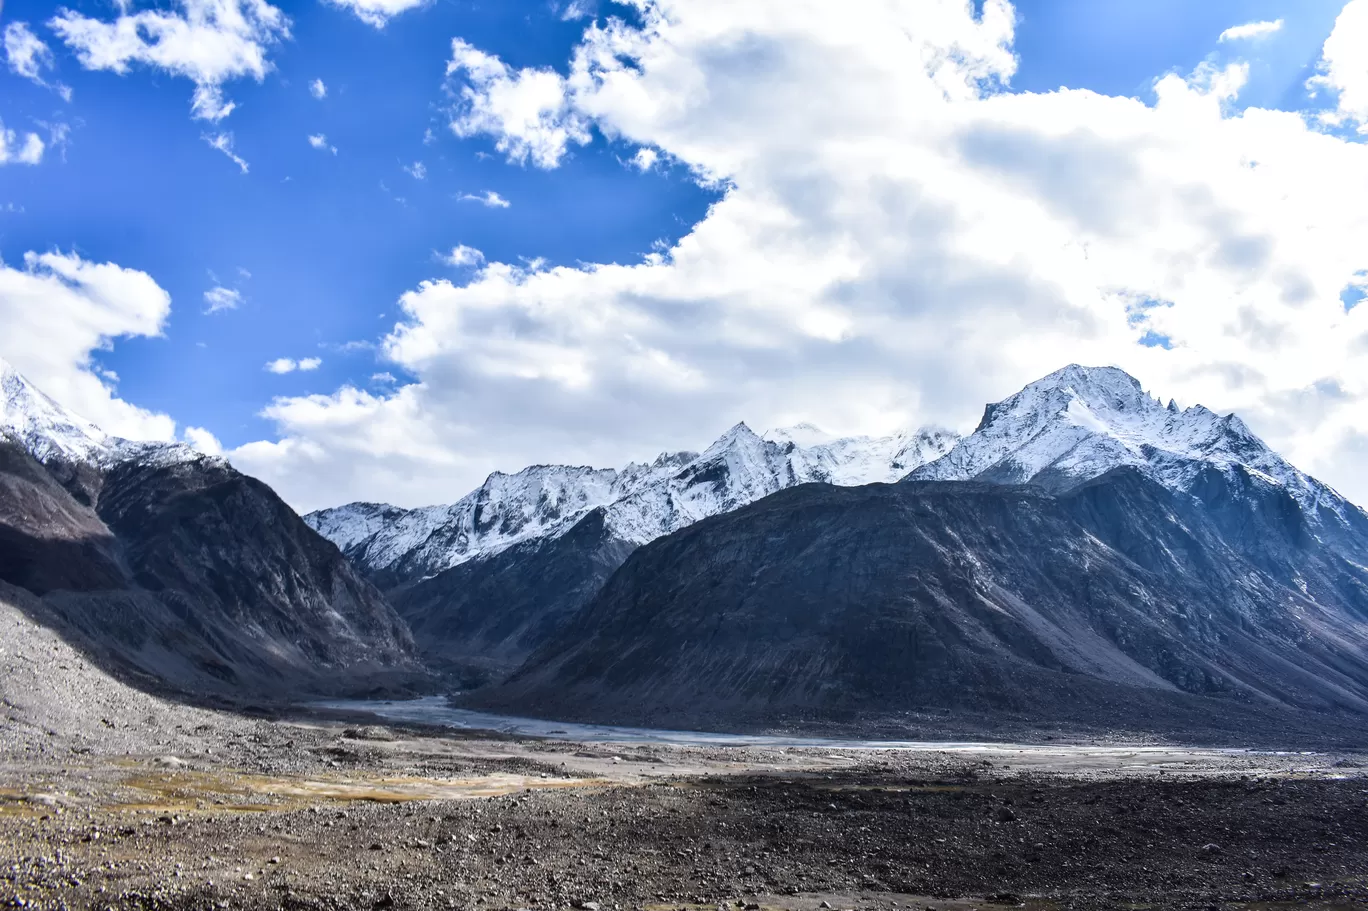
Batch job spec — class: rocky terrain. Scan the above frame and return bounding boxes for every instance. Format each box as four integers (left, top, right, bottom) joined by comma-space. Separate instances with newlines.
1, 714, 1366, 911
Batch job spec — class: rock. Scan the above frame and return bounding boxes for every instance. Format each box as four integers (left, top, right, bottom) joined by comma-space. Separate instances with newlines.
1200, 843, 1222, 856
995, 807, 1017, 823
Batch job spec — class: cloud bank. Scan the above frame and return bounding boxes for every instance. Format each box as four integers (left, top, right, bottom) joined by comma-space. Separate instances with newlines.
206, 0, 1368, 512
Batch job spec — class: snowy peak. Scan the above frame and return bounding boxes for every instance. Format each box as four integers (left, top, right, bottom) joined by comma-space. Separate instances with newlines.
912, 365, 1360, 527
0, 358, 110, 464
310, 417, 957, 582
763, 422, 835, 448
0, 357, 214, 474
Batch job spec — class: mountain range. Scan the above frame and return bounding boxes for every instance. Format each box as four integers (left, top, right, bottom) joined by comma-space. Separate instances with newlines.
4, 355, 1368, 742
306, 420, 960, 678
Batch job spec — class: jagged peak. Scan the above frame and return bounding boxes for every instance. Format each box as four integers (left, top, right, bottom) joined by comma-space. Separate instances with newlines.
0, 358, 111, 463
699, 421, 766, 459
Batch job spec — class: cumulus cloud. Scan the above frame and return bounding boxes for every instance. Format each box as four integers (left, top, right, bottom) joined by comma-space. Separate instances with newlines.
323, 0, 429, 28
0, 119, 45, 166
441, 245, 484, 267
183, 425, 224, 455
629, 147, 658, 171
1219, 19, 1283, 42
265, 356, 322, 374
49, 0, 290, 121
1310, 0, 1368, 130
203, 131, 248, 171
308, 133, 337, 154
310, 77, 327, 99
0, 251, 177, 441
203, 285, 242, 313
445, 38, 591, 168
404, 161, 426, 179
233, 0, 1368, 513
457, 190, 510, 208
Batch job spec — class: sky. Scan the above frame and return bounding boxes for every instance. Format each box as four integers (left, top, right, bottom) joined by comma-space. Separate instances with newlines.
1, 0, 1368, 511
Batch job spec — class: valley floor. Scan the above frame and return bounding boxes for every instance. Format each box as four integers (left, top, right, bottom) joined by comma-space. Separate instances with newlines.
1, 715, 1366, 911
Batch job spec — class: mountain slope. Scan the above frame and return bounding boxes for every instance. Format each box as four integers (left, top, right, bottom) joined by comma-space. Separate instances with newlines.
348, 423, 957, 675
475, 469, 1368, 738
0, 359, 422, 698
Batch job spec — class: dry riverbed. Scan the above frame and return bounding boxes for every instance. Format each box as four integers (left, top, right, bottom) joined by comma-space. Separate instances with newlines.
1, 716, 1367, 911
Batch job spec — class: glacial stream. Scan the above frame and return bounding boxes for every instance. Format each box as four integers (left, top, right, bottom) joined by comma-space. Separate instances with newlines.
316, 696, 1259, 754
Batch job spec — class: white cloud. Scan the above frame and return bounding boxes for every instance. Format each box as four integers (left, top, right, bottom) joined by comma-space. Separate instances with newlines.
404, 161, 426, 179
310, 77, 327, 99
1218, 19, 1283, 42
183, 425, 224, 455
323, 0, 429, 28
266, 356, 322, 374
5, 23, 52, 82
445, 38, 591, 168
233, 0, 1368, 513
203, 285, 242, 313
630, 147, 658, 170
0, 119, 45, 166
5, 22, 72, 99
559, 0, 592, 21
0, 251, 177, 441
203, 131, 248, 171
457, 189, 510, 208
1310, 0, 1368, 130
442, 245, 485, 267
49, 0, 290, 122
308, 133, 337, 154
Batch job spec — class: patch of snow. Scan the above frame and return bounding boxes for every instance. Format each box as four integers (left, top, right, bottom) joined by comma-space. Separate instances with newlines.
0, 357, 206, 472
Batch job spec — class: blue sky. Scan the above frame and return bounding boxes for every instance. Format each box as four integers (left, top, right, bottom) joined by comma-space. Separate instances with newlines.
2, 0, 716, 446
2, 0, 1368, 509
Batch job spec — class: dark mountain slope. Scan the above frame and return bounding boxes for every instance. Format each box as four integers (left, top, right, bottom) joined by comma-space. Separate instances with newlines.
0, 439, 422, 698
475, 469, 1368, 736
390, 508, 635, 683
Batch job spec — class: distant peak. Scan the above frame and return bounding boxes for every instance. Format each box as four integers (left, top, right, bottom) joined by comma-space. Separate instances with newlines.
763, 422, 834, 447
1027, 364, 1144, 395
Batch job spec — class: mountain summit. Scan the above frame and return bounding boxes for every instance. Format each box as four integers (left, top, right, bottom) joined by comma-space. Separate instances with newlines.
911, 364, 1363, 533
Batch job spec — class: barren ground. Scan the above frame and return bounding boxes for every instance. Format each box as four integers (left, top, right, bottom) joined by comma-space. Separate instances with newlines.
2, 711, 1367, 911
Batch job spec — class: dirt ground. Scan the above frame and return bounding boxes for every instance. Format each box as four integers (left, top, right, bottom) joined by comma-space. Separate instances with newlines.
1, 716, 1367, 911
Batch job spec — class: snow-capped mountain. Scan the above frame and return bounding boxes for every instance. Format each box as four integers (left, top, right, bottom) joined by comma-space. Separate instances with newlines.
0, 357, 420, 696
307, 421, 960, 586
1, 360, 111, 464
1, 357, 208, 472
910, 364, 1364, 530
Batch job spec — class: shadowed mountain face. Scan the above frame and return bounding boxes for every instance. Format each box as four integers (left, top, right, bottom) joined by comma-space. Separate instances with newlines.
473, 468, 1368, 735
0, 356, 423, 698
391, 509, 635, 684
0, 439, 422, 697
